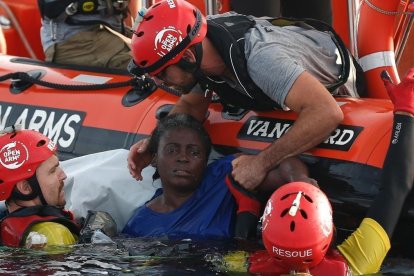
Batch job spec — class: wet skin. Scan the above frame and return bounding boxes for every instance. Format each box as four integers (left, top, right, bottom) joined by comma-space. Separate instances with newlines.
147, 128, 208, 212
36, 155, 67, 207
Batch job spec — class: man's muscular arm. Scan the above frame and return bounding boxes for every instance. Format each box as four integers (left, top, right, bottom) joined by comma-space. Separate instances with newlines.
232, 71, 343, 190
170, 90, 211, 121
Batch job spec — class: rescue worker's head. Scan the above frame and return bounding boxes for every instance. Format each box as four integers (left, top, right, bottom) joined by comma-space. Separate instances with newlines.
0, 128, 66, 210
128, 0, 207, 93
261, 182, 333, 272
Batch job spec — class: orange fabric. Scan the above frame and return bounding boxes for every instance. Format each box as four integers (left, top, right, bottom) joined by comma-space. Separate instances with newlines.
357, 0, 400, 99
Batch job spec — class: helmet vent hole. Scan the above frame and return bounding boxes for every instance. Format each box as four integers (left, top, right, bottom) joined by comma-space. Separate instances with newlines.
304, 259, 313, 263
300, 209, 308, 219
153, 3, 161, 8
281, 194, 290, 200
140, 60, 148, 66
303, 194, 313, 203
10, 132, 17, 139
281, 208, 289, 217
186, 24, 191, 34
322, 244, 328, 251
36, 140, 46, 147
0, 179, 3, 185
145, 15, 154, 21
136, 31, 144, 37
290, 221, 295, 231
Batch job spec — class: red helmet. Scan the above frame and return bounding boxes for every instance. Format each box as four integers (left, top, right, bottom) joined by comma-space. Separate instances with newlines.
261, 182, 333, 271
0, 129, 57, 201
128, 0, 207, 76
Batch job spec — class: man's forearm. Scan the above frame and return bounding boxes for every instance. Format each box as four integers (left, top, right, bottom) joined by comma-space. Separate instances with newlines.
170, 92, 211, 122
257, 107, 341, 171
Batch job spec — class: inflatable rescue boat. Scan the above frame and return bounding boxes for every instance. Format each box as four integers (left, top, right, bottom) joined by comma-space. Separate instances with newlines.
1, 0, 414, 254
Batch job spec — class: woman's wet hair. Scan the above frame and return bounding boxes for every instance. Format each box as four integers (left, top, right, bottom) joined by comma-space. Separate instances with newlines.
148, 113, 212, 159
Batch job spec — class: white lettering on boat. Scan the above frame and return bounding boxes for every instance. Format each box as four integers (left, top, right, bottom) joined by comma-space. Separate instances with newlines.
239, 116, 364, 151
0, 103, 85, 152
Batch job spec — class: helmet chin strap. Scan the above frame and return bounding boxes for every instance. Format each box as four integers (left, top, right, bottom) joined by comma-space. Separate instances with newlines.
11, 174, 48, 206
158, 43, 207, 95
176, 43, 206, 86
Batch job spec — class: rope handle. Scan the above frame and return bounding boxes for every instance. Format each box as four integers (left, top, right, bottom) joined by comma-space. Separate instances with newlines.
0, 71, 154, 91
364, 0, 414, 16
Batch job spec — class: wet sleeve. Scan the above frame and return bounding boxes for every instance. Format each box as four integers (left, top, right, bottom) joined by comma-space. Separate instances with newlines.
337, 218, 390, 275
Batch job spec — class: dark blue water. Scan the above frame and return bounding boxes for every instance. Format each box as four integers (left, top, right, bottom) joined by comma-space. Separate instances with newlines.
0, 238, 413, 275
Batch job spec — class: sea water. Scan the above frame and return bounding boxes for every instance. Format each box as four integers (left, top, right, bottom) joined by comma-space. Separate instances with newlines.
0, 238, 248, 275
1, 237, 414, 275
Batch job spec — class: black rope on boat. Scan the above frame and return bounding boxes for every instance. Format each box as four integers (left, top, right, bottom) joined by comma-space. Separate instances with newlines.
157, 83, 182, 97
0, 71, 154, 91
0, 71, 185, 98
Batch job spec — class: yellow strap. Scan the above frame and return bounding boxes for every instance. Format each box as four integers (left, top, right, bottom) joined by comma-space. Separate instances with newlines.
337, 218, 391, 275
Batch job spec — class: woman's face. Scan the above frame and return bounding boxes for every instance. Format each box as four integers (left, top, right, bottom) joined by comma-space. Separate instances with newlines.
156, 128, 208, 193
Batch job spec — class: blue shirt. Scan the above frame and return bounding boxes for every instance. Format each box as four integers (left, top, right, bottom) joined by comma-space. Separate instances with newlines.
122, 155, 236, 240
